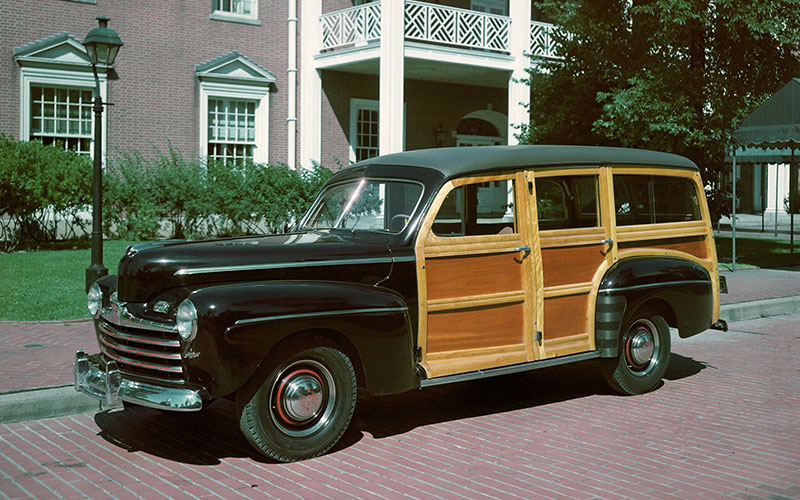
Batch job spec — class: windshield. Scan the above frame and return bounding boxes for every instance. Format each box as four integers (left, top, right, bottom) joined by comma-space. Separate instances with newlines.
302, 179, 424, 233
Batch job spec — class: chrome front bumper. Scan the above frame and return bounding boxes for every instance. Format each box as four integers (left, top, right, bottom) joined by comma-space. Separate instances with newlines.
73, 350, 206, 411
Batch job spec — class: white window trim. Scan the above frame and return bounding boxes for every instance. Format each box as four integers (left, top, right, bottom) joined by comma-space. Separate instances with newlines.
199, 80, 270, 163
19, 66, 107, 163
211, 0, 260, 25
349, 98, 405, 163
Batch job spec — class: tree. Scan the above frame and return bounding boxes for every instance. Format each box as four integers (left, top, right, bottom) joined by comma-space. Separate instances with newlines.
521, 0, 800, 187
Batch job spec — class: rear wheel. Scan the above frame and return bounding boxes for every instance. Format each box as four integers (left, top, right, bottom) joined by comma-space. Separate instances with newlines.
602, 308, 671, 395
239, 346, 357, 462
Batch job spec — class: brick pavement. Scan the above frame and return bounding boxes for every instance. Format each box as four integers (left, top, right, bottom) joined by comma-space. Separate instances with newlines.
1, 314, 799, 499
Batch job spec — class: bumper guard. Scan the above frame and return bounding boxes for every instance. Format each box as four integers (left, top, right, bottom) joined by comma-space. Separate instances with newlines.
73, 350, 206, 411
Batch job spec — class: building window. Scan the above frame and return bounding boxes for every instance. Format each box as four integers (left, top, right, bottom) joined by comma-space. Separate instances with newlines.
207, 98, 256, 163
30, 86, 94, 155
196, 51, 274, 164
15, 33, 108, 162
211, 0, 259, 24
355, 107, 380, 162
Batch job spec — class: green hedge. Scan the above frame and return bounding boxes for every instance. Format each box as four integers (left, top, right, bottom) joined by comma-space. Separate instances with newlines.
104, 146, 332, 240
0, 134, 92, 251
0, 136, 333, 250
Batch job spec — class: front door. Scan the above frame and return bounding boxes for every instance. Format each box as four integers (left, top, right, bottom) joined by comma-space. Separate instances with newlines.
415, 172, 537, 378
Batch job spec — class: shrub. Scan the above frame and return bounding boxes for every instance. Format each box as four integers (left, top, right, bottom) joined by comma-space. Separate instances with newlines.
0, 134, 92, 251
784, 192, 800, 214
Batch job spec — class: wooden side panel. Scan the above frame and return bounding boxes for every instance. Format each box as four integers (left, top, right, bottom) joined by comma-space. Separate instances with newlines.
541, 244, 606, 288
619, 236, 708, 259
543, 294, 587, 340
426, 252, 522, 300
427, 302, 524, 353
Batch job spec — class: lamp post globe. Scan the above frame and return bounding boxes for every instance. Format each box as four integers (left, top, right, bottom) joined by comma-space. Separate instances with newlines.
83, 16, 123, 292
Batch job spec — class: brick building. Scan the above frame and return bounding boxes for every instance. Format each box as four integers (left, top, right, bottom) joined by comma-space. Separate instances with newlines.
2, 0, 558, 170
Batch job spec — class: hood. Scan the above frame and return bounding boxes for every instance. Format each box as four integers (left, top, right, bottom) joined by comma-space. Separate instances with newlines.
116, 230, 394, 303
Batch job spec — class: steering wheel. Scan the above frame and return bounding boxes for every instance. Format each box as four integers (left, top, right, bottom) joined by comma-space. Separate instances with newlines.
389, 214, 410, 231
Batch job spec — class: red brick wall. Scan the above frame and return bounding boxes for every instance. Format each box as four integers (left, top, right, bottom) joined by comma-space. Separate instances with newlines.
2, 0, 291, 165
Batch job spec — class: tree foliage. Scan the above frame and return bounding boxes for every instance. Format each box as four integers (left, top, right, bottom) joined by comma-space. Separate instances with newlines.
521, 0, 800, 185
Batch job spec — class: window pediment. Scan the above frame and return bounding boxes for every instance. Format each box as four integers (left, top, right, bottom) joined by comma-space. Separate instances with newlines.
195, 51, 275, 87
14, 32, 95, 70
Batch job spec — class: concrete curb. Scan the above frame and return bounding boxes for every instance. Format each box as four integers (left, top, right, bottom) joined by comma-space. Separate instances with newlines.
0, 385, 105, 424
720, 296, 800, 322
1, 296, 798, 425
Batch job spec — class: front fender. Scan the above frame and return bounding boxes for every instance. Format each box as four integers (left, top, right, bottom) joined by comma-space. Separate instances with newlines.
183, 281, 418, 398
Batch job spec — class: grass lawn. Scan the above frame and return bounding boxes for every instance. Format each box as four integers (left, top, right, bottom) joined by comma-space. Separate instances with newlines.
715, 235, 800, 271
0, 240, 135, 321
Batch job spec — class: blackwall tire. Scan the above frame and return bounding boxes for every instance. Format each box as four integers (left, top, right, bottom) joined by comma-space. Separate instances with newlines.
602, 308, 671, 395
239, 346, 357, 462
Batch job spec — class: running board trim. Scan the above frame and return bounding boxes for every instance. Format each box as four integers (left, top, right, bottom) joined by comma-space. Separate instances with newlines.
419, 351, 601, 388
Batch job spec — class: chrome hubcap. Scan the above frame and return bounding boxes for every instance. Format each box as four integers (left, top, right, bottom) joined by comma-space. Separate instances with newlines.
280, 371, 324, 421
270, 359, 336, 437
624, 319, 660, 375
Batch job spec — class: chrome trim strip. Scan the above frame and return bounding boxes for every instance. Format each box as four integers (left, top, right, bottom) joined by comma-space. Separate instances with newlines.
99, 335, 182, 361
99, 344, 183, 373
420, 351, 601, 388
74, 351, 204, 412
100, 304, 177, 333
99, 322, 181, 348
392, 255, 416, 263
174, 256, 396, 276
599, 279, 710, 294
234, 307, 408, 327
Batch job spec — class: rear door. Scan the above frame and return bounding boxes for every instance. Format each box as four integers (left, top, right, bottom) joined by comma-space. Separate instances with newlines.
532, 167, 614, 358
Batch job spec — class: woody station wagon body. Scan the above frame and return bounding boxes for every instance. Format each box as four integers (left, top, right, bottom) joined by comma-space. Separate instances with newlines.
75, 145, 727, 461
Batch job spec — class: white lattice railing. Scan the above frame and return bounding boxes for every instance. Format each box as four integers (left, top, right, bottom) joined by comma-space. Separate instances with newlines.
405, 1, 510, 52
320, 2, 559, 59
530, 20, 559, 59
321, 3, 382, 50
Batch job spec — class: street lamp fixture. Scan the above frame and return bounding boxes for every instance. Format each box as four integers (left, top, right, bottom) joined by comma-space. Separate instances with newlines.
83, 16, 123, 292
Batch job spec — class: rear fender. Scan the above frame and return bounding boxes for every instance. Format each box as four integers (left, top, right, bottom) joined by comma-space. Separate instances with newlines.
595, 257, 713, 357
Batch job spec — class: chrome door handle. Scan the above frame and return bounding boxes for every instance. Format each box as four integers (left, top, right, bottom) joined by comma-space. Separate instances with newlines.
600, 238, 614, 246
514, 245, 531, 260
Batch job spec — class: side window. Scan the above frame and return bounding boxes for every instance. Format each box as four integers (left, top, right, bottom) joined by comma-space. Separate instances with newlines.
614, 175, 651, 225
433, 179, 515, 236
653, 177, 701, 222
615, 175, 700, 225
535, 175, 599, 230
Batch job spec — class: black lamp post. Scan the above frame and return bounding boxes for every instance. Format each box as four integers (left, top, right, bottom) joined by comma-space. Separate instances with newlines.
83, 16, 123, 292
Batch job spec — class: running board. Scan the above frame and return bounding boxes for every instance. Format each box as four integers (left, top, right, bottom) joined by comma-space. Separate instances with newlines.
419, 351, 602, 388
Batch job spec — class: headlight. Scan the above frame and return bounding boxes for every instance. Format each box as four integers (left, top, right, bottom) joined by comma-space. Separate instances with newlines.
176, 299, 198, 342
87, 283, 102, 319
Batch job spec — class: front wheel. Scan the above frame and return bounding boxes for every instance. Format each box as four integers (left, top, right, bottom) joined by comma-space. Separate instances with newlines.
602, 308, 671, 395
239, 346, 357, 462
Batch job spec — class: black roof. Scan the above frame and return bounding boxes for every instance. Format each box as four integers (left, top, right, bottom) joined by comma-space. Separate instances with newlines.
353, 145, 698, 179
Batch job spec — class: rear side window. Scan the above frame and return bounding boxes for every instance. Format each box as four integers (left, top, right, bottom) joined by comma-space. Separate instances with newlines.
535, 175, 599, 230
614, 175, 700, 225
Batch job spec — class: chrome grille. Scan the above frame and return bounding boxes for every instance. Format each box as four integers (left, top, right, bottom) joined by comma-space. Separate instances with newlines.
97, 299, 184, 382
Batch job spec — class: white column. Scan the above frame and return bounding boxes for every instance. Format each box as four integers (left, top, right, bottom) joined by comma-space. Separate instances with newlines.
300, 0, 322, 168
507, 0, 531, 145
765, 162, 789, 213
287, 0, 298, 169
379, 0, 404, 155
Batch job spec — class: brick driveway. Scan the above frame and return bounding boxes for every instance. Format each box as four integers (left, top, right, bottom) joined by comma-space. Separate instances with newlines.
1, 314, 799, 499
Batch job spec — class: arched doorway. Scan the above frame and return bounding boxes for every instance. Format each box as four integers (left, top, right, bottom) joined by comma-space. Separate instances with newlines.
456, 110, 507, 147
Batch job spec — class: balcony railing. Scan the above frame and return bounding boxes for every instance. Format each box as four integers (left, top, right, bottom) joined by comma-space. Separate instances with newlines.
405, 1, 509, 52
319, 1, 557, 59
530, 20, 558, 59
321, 3, 382, 50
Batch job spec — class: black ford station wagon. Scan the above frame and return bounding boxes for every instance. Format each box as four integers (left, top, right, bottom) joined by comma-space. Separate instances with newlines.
76, 145, 727, 462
